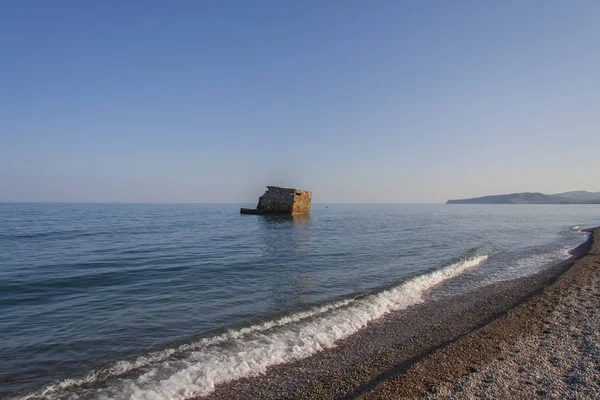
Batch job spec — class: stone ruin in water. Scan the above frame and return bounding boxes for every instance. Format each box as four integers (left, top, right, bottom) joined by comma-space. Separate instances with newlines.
240, 186, 312, 215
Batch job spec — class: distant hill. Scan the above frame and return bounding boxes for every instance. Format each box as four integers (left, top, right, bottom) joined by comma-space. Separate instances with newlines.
446, 191, 600, 204
552, 191, 600, 202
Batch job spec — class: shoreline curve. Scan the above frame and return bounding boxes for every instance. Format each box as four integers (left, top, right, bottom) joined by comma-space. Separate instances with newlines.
197, 228, 598, 399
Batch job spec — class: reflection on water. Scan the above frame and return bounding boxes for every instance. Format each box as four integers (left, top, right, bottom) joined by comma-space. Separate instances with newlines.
291, 212, 311, 225
260, 213, 311, 225
259, 214, 312, 252
258, 214, 316, 307
291, 214, 312, 253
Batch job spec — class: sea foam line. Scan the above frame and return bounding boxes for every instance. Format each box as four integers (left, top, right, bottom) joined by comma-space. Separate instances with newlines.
26, 298, 356, 399
23, 255, 488, 400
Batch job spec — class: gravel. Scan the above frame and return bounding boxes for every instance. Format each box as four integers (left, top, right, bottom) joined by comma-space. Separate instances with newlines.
193, 229, 599, 400
427, 231, 600, 399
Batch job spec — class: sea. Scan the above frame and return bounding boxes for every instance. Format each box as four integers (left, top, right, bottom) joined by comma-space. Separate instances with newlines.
1, 203, 598, 399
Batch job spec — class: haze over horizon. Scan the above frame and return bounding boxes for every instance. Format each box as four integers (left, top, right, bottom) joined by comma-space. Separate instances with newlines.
2, 1, 599, 204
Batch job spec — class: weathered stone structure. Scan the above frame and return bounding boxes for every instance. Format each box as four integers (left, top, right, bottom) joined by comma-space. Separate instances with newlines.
240, 186, 312, 215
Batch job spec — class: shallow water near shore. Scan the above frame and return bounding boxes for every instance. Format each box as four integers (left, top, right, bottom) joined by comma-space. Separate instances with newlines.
1, 203, 598, 399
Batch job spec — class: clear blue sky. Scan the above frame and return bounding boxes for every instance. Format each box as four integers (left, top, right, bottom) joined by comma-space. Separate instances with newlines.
2, 1, 599, 203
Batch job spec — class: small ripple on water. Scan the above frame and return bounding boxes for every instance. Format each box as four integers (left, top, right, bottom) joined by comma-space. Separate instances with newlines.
0, 203, 597, 398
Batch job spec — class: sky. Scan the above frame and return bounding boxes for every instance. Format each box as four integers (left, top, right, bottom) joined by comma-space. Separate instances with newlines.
1, 1, 599, 203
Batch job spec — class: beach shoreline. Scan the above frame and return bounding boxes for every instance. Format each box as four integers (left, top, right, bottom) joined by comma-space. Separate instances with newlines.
196, 229, 598, 399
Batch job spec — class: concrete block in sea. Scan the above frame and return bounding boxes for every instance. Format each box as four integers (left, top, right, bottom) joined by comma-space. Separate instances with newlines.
240, 186, 312, 215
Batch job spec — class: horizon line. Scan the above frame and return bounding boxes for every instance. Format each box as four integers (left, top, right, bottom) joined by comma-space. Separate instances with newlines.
0, 201, 445, 205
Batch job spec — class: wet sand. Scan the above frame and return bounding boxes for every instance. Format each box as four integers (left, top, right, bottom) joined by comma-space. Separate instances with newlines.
196, 228, 598, 399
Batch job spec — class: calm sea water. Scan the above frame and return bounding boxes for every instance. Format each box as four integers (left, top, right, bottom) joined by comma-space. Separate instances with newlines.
1, 203, 598, 399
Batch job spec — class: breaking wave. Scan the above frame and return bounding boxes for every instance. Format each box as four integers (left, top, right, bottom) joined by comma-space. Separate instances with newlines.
21, 255, 488, 400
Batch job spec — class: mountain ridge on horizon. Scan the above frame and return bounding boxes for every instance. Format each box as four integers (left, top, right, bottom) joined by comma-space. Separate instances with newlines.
447, 191, 600, 204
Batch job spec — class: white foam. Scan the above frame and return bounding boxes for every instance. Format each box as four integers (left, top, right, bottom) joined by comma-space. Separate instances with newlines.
478, 244, 577, 288
23, 299, 355, 399
20, 255, 488, 400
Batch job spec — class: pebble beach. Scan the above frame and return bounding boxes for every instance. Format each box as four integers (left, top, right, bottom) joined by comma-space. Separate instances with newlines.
198, 227, 600, 399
